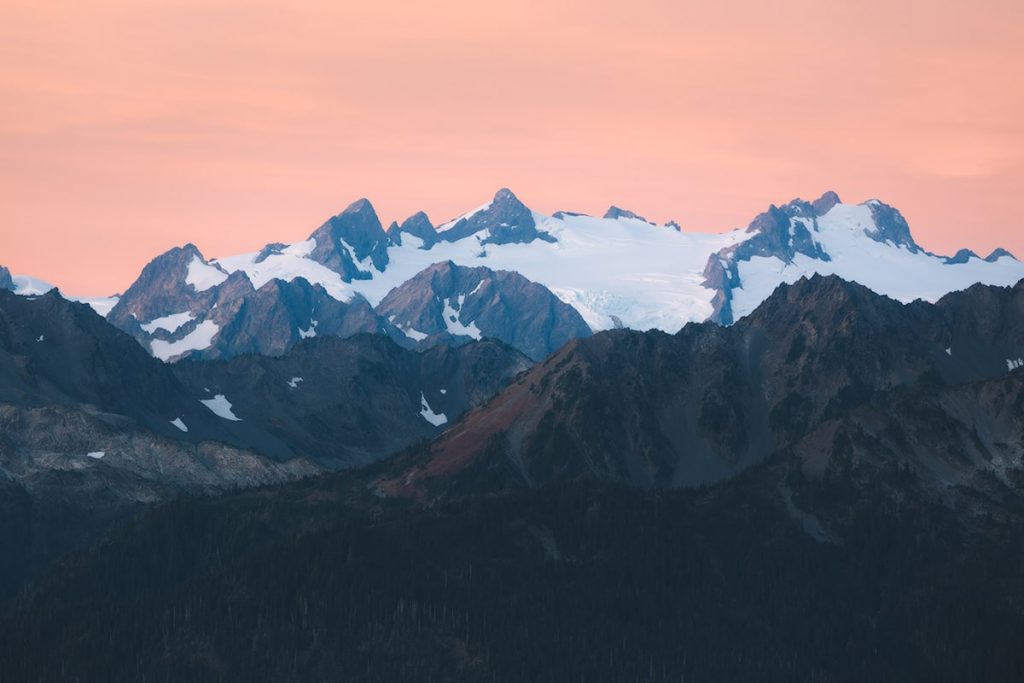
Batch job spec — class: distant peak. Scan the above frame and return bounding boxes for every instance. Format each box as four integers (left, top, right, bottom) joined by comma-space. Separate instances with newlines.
604, 206, 651, 223
491, 187, 527, 209
342, 197, 377, 216
811, 190, 841, 216
985, 247, 1016, 262
493, 187, 518, 201
862, 200, 921, 254
0, 264, 14, 291
944, 248, 978, 265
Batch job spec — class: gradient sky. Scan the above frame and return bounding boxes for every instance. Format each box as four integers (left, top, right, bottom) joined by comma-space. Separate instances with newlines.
2, 0, 1023, 295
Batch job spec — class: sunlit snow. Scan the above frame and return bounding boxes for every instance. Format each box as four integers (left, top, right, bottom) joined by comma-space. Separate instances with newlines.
170, 417, 189, 432
442, 296, 482, 339
185, 256, 228, 291
150, 320, 220, 361
141, 311, 195, 334
730, 203, 1024, 320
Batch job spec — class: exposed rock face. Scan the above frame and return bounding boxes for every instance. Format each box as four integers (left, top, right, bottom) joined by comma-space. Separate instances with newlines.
108, 243, 225, 327
377, 275, 1024, 498
810, 190, 841, 215
438, 188, 556, 245
196, 277, 387, 360
308, 198, 390, 279
375, 261, 592, 361
702, 194, 834, 323
986, 247, 1017, 262
864, 200, 920, 252
945, 248, 979, 264
108, 243, 392, 362
387, 211, 438, 248
0, 266, 13, 291
603, 206, 653, 223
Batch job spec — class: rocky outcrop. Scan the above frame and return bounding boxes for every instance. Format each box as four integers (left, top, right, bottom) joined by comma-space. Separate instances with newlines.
438, 188, 556, 246
307, 198, 390, 279
376, 261, 592, 361
0, 266, 13, 292
387, 211, 438, 248
603, 206, 653, 223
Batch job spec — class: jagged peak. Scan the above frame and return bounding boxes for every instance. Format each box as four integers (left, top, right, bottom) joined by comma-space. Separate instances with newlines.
604, 206, 652, 223
861, 200, 921, 253
811, 190, 841, 216
342, 197, 376, 216
0, 264, 13, 291
492, 187, 523, 205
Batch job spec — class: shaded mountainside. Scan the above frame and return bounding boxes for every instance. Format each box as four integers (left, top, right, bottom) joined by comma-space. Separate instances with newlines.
1, 449, 1022, 681
0, 289, 530, 594
379, 275, 1024, 499
171, 334, 531, 467
1, 276, 1024, 680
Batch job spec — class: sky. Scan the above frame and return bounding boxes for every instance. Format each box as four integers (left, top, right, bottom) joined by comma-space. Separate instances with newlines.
2, 0, 1023, 296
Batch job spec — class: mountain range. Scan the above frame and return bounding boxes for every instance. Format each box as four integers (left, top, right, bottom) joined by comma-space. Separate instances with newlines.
5, 189, 1022, 363
3, 189, 1024, 680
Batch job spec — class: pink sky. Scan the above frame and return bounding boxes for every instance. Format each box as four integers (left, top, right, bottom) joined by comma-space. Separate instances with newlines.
2, 0, 1023, 295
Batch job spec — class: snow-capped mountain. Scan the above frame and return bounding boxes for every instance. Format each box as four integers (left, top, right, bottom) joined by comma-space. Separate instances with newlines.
1, 266, 120, 317
19, 187, 1023, 362
377, 261, 591, 361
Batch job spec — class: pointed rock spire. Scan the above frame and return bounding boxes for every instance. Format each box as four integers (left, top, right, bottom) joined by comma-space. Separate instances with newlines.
308, 198, 389, 279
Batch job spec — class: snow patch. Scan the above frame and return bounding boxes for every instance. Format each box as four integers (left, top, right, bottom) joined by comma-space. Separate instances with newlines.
71, 295, 120, 317
85, 451, 105, 459
400, 325, 428, 342
299, 320, 318, 339
141, 311, 195, 334
200, 394, 241, 421
36, 335, 44, 342
442, 297, 482, 340
185, 256, 228, 291
945, 347, 952, 356
419, 392, 447, 426
439, 388, 447, 394
1008, 358, 1024, 371
288, 376, 303, 388
150, 320, 219, 361
12, 275, 54, 296
170, 417, 189, 432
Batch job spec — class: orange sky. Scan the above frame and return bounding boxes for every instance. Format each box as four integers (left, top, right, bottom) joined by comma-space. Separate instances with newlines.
2, 0, 1023, 295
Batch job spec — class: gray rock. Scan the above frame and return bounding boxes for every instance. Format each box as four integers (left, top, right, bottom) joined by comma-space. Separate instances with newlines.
307, 198, 390, 279
603, 206, 653, 223
388, 211, 438, 248
439, 188, 555, 245
376, 261, 591, 361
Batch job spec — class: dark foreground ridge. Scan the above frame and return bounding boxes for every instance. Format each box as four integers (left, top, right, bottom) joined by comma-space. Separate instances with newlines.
0, 275, 1023, 681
